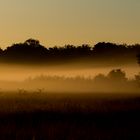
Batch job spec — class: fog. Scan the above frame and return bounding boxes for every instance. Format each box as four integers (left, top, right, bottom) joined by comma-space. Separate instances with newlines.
0, 62, 139, 95
0, 62, 139, 81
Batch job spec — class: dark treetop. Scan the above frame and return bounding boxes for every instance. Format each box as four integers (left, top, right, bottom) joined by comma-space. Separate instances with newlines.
0, 39, 140, 65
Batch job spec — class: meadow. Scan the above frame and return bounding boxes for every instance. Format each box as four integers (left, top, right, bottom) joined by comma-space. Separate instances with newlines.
0, 91, 140, 140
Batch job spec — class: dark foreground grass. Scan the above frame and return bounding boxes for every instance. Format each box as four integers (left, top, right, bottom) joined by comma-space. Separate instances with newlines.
0, 92, 140, 140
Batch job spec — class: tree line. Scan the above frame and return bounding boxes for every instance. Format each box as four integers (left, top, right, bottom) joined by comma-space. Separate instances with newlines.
0, 39, 140, 65
24, 69, 140, 92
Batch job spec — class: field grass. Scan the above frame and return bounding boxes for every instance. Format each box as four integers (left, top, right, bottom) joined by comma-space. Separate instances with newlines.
0, 92, 140, 140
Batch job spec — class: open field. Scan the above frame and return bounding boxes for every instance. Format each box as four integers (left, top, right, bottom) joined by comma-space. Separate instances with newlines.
0, 92, 140, 140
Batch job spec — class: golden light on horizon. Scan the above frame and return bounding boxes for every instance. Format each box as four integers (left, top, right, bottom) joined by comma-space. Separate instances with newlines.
0, 0, 139, 49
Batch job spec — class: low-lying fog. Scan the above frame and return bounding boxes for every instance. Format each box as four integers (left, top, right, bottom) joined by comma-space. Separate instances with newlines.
0, 62, 139, 94
0, 63, 139, 81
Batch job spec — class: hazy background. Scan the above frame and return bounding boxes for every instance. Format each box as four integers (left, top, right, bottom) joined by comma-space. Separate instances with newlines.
0, 0, 139, 93
0, 63, 138, 81
0, 0, 140, 48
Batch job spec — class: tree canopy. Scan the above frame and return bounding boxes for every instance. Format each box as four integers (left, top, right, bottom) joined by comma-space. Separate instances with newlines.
0, 39, 139, 65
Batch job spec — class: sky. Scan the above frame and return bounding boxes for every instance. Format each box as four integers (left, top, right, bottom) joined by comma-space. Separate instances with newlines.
0, 0, 140, 49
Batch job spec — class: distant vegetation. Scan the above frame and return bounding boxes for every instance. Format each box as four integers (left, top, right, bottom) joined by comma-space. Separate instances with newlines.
23, 69, 140, 93
0, 69, 138, 92
0, 40, 140, 140
0, 39, 140, 65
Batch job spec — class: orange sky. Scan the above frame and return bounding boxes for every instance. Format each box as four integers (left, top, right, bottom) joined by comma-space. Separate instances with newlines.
0, 0, 140, 48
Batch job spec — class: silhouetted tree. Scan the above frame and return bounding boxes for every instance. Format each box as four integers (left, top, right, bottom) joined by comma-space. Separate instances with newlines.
0, 39, 139, 65
134, 73, 140, 87
107, 69, 127, 82
137, 54, 140, 65
0, 48, 3, 54
94, 74, 107, 83
24, 38, 40, 46
93, 42, 128, 60
2, 39, 48, 63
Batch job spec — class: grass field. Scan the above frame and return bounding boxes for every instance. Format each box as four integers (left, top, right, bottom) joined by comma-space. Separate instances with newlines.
0, 92, 140, 140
